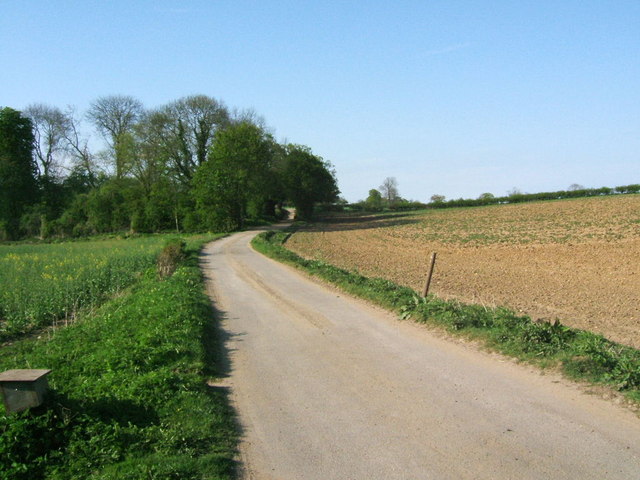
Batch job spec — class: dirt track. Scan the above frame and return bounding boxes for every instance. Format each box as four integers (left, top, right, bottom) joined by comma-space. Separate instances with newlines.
201, 229, 640, 479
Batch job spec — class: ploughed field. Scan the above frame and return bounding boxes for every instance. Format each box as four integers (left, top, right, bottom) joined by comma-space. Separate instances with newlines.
286, 195, 640, 348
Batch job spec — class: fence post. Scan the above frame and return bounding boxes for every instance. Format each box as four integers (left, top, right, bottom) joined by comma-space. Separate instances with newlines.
422, 252, 437, 298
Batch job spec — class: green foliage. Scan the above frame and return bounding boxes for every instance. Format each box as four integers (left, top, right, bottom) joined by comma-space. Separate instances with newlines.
1, 96, 341, 239
53, 194, 90, 237
156, 95, 231, 185
429, 184, 640, 209
0, 242, 236, 479
349, 198, 428, 213
365, 189, 383, 211
280, 144, 339, 220
0, 107, 39, 240
143, 177, 182, 232
614, 184, 640, 194
254, 230, 640, 404
563, 334, 640, 390
193, 121, 275, 231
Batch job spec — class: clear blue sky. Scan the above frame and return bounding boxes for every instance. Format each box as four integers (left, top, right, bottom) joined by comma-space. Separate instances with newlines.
2, 1, 639, 202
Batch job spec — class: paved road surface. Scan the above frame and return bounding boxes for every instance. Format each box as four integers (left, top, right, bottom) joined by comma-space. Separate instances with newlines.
200, 229, 640, 480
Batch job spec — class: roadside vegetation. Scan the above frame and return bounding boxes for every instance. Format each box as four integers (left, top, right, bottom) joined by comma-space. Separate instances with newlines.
0, 235, 237, 479
253, 230, 640, 406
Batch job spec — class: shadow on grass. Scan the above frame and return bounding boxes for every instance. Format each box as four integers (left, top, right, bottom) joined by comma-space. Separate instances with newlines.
202, 302, 243, 380
45, 390, 160, 427
201, 286, 245, 476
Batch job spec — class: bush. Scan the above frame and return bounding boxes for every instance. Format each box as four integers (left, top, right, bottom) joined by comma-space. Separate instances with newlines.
157, 238, 186, 279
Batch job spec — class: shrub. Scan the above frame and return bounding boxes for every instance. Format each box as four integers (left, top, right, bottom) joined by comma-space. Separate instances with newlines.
157, 238, 186, 279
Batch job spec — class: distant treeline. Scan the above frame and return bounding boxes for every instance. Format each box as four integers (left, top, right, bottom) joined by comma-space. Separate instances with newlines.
428, 184, 640, 209
341, 183, 640, 213
342, 198, 428, 212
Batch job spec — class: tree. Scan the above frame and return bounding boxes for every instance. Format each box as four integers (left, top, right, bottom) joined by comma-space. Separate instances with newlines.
0, 107, 39, 239
192, 121, 274, 231
61, 107, 101, 189
281, 144, 339, 220
365, 189, 383, 211
24, 103, 68, 179
128, 113, 169, 195
478, 192, 495, 201
379, 177, 399, 205
87, 95, 143, 178
129, 112, 188, 232
24, 104, 74, 223
568, 183, 584, 191
157, 95, 230, 184
430, 194, 445, 203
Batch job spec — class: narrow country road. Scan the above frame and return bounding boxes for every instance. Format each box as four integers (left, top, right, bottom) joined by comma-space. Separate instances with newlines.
200, 229, 640, 480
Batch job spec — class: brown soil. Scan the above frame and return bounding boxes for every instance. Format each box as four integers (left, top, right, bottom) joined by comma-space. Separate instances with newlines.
286, 195, 640, 348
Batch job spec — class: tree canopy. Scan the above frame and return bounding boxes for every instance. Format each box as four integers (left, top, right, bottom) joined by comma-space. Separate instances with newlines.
379, 177, 399, 205
87, 95, 144, 179
0, 107, 39, 239
280, 144, 339, 220
193, 121, 275, 231
0, 96, 341, 239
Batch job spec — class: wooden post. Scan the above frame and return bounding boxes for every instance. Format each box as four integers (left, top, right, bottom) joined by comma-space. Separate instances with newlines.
422, 252, 437, 298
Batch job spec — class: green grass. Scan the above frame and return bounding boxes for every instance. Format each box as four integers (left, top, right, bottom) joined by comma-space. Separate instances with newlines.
0, 237, 237, 479
253, 229, 640, 406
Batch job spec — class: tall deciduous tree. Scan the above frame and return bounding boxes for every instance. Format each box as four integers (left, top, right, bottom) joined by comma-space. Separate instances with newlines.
379, 177, 399, 205
192, 121, 274, 231
281, 144, 339, 220
62, 107, 101, 190
24, 103, 68, 179
365, 189, 383, 211
127, 112, 185, 232
87, 95, 143, 178
24, 104, 73, 222
0, 107, 38, 239
158, 95, 230, 184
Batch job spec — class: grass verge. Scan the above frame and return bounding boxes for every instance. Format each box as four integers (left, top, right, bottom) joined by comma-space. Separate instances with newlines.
0, 236, 237, 479
252, 229, 640, 406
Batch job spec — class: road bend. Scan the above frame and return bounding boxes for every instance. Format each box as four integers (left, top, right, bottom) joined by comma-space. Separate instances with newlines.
200, 229, 640, 480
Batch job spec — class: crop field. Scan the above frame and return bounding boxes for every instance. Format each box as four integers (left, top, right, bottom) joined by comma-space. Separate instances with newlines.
0, 235, 213, 340
286, 195, 640, 348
